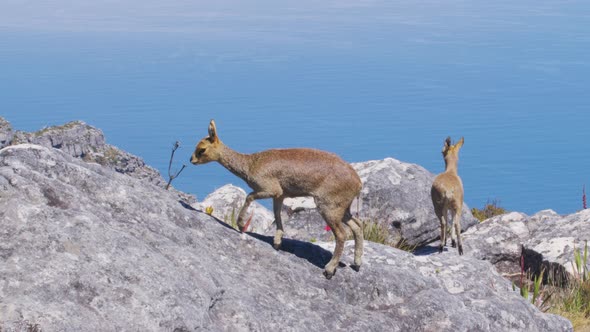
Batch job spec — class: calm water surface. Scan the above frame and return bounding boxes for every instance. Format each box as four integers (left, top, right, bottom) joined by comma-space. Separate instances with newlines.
1, 1, 589, 214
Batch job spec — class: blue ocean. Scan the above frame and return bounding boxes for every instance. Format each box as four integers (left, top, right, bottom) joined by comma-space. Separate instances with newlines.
1, 1, 589, 214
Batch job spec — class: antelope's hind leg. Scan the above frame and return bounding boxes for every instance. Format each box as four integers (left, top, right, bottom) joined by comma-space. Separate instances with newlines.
450, 212, 457, 248
319, 204, 348, 279
434, 206, 447, 253
453, 210, 464, 255
344, 211, 364, 272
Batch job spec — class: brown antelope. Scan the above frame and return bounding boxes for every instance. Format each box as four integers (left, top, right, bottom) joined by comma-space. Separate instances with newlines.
431, 136, 465, 255
190, 120, 364, 279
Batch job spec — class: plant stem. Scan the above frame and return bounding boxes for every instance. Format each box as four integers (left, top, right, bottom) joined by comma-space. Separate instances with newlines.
166, 141, 186, 190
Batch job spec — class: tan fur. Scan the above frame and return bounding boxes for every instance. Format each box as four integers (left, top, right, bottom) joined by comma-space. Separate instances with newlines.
191, 120, 364, 279
431, 136, 465, 255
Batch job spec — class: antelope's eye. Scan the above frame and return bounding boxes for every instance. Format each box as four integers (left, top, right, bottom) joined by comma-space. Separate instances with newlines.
197, 148, 206, 157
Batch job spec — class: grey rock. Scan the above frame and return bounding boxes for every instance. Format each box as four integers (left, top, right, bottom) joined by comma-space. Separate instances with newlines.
523, 209, 590, 283
526, 209, 562, 234
0, 117, 13, 149
462, 209, 590, 284
279, 158, 478, 246
277, 202, 336, 243
8, 119, 194, 204
11, 120, 106, 158
0, 144, 571, 331
192, 184, 275, 233
463, 212, 532, 264
11, 121, 159, 182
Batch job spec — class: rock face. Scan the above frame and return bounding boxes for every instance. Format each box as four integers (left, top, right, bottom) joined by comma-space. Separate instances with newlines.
277, 158, 478, 246
11, 121, 163, 185
523, 210, 590, 280
463, 210, 590, 284
192, 184, 275, 233
0, 117, 13, 149
3, 118, 194, 203
463, 212, 533, 264
0, 144, 571, 331
11, 120, 106, 158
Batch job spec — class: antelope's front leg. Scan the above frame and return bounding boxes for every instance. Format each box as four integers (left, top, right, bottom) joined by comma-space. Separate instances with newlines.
272, 197, 285, 250
237, 191, 276, 231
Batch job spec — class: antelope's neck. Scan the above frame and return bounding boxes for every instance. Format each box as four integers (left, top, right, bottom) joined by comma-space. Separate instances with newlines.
444, 159, 459, 174
218, 144, 252, 182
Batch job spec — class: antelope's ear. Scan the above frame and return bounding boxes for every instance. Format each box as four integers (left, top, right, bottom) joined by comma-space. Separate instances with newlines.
444, 136, 452, 149
208, 119, 218, 142
456, 137, 464, 149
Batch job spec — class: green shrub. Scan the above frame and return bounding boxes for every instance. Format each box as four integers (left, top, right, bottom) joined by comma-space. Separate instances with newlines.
362, 220, 388, 245
547, 241, 590, 331
471, 199, 507, 222
357, 220, 416, 252
223, 208, 239, 231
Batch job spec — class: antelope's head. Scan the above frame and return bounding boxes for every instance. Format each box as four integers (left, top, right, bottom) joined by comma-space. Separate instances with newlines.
442, 136, 464, 168
190, 120, 223, 165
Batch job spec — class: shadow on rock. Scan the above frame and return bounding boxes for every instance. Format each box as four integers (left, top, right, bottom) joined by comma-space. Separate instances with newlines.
247, 232, 333, 269
522, 245, 571, 287
179, 200, 243, 233
413, 244, 441, 256
178, 200, 197, 211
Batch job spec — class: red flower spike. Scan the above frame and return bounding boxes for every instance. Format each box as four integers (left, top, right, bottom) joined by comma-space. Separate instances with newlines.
241, 213, 254, 233
324, 225, 332, 232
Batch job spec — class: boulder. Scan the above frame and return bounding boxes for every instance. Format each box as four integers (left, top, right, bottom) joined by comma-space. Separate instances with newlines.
463, 212, 532, 264
0, 117, 13, 149
462, 210, 589, 284
279, 158, 478, 246
11, 121, 161, 184
5, 119, 194, 203
11, 120, 106, 158
275, 201, 336, 243
192, 184, 275, 233
523, 209, 590, 283
0, 144, 572, 331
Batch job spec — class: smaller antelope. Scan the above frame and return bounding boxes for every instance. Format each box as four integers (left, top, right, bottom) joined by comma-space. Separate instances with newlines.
431, 136, 465, 255
190, 120, 364, 279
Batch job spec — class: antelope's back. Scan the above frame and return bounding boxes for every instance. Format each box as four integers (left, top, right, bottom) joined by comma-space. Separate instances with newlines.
252, 148, 361, 197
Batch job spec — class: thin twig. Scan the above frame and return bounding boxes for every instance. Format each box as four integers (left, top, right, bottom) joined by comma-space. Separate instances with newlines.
166, 141, 186, 190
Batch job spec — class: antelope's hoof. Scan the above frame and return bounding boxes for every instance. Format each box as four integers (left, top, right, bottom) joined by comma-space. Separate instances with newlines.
458, 245, 464, 256
351, 264, 361, 272
323, 270, 335, 280
439, 246, 444, 254
273, 242, 281, 250
451, 240, 457, 248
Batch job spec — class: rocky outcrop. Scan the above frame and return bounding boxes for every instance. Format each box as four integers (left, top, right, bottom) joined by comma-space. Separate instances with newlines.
463, 210, 589, 284
0, 144, 571, 331
463, 212, 533, 264
192, 184, 275, 233
11, 120, 106, 158
0, 117, 13, 149
11, 121, 163, 184
276, 158, 478, 246
3, 118, 194, 203
522, 210, 590, 283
